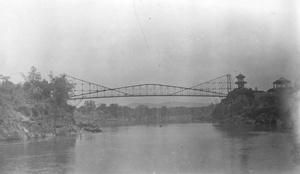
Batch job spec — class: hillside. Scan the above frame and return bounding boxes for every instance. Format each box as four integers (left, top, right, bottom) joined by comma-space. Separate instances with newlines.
211, 87, 298, 127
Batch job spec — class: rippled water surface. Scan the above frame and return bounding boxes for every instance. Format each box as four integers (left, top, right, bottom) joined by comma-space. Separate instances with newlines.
0, 123, 299, 174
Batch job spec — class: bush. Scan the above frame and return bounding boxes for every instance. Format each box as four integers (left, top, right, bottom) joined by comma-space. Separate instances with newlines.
15, 105, 31, 117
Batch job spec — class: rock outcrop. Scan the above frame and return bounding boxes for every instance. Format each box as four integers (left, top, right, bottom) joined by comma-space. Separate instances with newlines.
0, 102, 79, 140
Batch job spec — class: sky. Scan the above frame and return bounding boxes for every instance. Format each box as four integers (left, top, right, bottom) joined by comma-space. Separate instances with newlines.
0, 0, 300, 105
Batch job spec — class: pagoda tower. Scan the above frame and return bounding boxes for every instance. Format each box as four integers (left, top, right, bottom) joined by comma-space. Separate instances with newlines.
235, 73, 247, 88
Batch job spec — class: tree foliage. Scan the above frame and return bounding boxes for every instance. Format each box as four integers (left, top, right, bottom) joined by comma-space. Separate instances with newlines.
108, 103, 119, 117
19, 66, 73, 107
76, 102, 214, 124
51, 75, 73, 107
83, 100, 96, 114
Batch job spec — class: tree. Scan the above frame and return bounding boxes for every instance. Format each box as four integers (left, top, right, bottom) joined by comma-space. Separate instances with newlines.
48, 71, 54, 82
0, 75, 26, 109
51, 75, 73, 107
98, 103, 107, 110
0, 75, 14, 94
28, 66, 42, 84
21, 68, 73, 106
134, 105, 150, 121
0, 75, 10, 82
97, 103, 108, 114
0, 75, 15, 107
108, 103, 119, 117
22, 66, 43, 103
78, 105, 88, 114
37, 79, 52, 99
84, 100, 96, 113
161, 106, 167, 116
160, 106, 168, 122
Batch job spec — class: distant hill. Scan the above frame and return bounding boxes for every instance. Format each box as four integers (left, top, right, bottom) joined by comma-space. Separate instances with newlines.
127, 101, 209, 108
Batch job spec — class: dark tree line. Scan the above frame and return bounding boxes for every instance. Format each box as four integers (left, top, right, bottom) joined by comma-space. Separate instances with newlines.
77, 100, 215, 123
0, 66, 73, 110
21, 67, 72, 107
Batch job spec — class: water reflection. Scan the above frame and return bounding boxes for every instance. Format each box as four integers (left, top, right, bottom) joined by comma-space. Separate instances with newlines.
0, 136, 76, 174
213, 124, 298, 174
70, 124, 300, 174
1, 124, 300, 174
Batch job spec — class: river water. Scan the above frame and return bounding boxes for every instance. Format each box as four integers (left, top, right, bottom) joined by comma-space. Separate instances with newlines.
0, 123, 299, 174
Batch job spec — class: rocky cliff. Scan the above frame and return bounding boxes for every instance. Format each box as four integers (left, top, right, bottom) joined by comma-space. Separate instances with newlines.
0, 100, 79, 140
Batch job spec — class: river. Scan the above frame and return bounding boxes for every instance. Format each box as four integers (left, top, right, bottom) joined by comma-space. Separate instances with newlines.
0, 123, 299, 174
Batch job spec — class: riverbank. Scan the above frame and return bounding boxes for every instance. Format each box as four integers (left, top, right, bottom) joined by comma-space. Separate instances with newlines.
0, 101, 80, 140
0, 67, 83, 140
211, 87, 299, 128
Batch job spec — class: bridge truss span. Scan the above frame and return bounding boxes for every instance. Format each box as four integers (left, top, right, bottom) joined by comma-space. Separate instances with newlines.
65, 74, 233, 101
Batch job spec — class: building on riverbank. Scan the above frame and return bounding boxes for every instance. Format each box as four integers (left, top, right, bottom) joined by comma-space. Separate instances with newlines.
235, 73, 247, 88
273, 77, 291, 90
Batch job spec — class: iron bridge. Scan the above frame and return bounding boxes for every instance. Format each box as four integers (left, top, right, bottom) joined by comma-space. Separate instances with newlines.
65, 74, 233, 102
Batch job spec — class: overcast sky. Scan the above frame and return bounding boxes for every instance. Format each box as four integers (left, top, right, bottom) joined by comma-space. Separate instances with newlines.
0, 0, 299, 105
